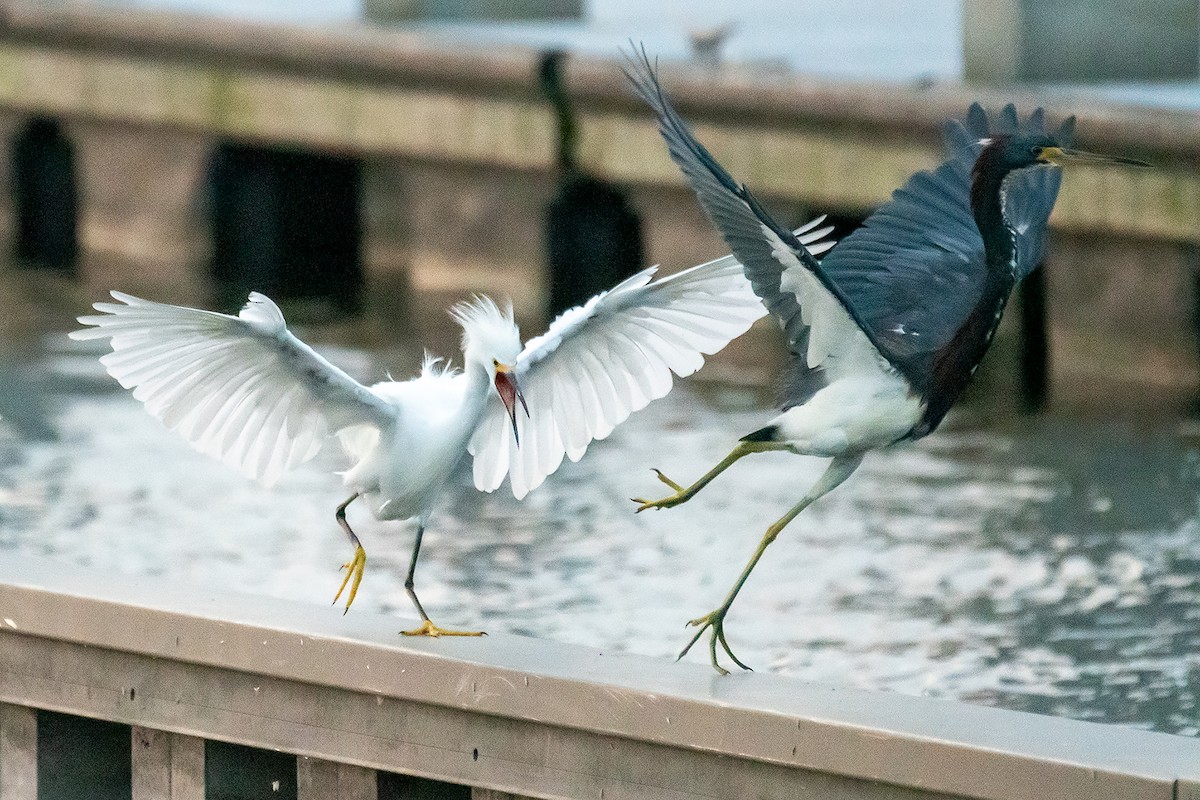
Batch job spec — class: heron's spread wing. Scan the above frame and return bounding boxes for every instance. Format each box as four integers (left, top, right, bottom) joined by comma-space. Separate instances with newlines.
627, 47, 1068, 397
71, 291, 396, 486
819, 103, 1071, 384
623, 49, 876, 388
468, 253, 769, 499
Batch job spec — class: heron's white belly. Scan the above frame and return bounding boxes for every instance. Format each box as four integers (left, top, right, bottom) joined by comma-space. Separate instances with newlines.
775, 372, 922, 456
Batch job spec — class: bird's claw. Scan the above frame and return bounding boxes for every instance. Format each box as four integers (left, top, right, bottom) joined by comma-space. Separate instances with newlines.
652, 468, 685, 491
677, 607, 752, 676
401, 619, 487, 638
631, 469, 691, 512
332, 544, 367, 615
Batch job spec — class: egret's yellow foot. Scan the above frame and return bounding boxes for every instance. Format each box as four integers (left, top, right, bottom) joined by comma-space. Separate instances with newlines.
401, 619, 487, 637
677, 607, 751, 676
332, 544, 366, 614
631, 469, 693, 512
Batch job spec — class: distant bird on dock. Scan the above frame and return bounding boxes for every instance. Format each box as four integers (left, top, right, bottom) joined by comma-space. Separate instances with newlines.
69, 238, 833, 637
687, 22, 736, 67
540, 50, 645, 317
624, 50, 1149, 674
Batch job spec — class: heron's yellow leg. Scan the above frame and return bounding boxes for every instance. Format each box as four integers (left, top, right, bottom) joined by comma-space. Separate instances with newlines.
332, 493, 367, 614
679, 454, 864, 675
632, 441, 785, 512
401, 619, 486, 637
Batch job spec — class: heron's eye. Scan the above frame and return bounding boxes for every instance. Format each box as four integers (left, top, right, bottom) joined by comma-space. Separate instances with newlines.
1030, 146, 1043, 158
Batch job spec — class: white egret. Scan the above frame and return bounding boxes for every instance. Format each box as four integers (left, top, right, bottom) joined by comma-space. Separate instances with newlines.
624, 50, 1148, 673
69, 239, 836, 636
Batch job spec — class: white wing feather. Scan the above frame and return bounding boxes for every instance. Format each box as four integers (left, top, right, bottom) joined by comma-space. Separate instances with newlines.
469, 253, 769, 499
71, 291, 396, 486
769, 222, 880, 378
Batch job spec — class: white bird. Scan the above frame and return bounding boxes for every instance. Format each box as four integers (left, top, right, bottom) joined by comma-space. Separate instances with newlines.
69, 240, 835, 637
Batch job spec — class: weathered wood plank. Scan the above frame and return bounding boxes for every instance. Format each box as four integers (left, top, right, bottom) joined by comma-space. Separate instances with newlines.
473, 788, 537, 800
297, 756, 376, 800
1, 557, 1197, 800
131, 727, 205, 800
0, 703, 37, 800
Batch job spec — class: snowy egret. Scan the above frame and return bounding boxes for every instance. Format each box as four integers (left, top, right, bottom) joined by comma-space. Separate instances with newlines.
69, 239, 837, 636
625, 50, 1149, 673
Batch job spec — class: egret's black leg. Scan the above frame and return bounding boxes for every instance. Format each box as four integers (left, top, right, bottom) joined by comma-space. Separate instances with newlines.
400, 524, 485, 638
632, 440, 788, 512
680, 453, 864, 675
332, 493, 367, 613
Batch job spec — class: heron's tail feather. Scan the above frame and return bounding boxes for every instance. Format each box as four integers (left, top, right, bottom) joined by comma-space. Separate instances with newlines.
740, 424, 780, 443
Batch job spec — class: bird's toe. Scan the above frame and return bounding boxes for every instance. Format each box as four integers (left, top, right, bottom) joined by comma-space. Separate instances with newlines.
678, 608, 750, 675
401, 619, 487, 637
652, 468, 685, 491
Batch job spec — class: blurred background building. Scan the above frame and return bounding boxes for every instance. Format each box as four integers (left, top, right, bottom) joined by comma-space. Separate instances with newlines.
0, 0, 1195, 412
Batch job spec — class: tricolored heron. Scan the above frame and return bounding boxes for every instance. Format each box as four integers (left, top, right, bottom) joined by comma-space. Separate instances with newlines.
69, 232, 837, 637
624, 50, 1149, 674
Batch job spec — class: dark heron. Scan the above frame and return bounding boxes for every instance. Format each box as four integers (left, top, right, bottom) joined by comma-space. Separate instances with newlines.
624, 51, 1149, 674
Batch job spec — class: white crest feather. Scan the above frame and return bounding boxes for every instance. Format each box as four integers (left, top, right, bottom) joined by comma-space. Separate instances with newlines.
419, 352, 457, 378
450, 295, 521, 361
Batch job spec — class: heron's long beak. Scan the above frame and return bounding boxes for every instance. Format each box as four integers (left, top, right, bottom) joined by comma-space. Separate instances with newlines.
494, 364, 529, 447
1040, 146, 1151, 168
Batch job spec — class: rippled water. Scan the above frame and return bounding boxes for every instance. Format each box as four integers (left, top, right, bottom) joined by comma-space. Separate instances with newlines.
1, 288, 1198, 737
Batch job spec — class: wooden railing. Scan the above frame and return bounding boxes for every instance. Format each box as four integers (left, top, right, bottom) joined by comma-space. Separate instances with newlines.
1, 556, 1198, 799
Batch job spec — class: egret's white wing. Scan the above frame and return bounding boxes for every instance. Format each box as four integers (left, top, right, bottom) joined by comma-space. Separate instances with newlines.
470, 252, 781, 499
71, 291, 396, 486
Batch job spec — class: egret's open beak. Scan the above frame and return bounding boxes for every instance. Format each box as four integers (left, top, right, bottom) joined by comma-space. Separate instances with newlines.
1039, 146, 1151, 168
494, 364, 529, 447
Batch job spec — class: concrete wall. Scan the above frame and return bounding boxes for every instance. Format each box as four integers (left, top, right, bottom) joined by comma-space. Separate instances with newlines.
0, 107, 1194, 411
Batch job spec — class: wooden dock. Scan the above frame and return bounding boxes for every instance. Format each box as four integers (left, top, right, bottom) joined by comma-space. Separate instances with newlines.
2, 557, 1198, 799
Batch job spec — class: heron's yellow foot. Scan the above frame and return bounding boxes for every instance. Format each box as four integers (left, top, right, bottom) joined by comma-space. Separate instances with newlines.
677, 606, 751, 676
401, 619, 487, 637
631, 469, 692, 512
332, 544, 366, 615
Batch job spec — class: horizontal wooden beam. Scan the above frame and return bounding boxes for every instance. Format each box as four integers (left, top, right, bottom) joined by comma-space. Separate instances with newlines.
0, 556, 1198, 800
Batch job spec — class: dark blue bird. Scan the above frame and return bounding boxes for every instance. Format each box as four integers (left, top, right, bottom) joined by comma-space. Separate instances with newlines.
624, 50, 1149, 674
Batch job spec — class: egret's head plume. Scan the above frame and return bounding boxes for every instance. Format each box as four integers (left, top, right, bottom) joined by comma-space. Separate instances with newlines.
450, 295, 521, 367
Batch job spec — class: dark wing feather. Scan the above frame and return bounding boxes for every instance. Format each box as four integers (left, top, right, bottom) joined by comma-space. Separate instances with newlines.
1007, 111, 1073, 278
622, 47, 877, 363
625, 49, 1067, 401
818, 102, 1068, 387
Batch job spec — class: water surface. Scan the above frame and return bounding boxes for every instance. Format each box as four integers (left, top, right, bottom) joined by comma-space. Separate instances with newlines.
0, 284, 1197, 737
